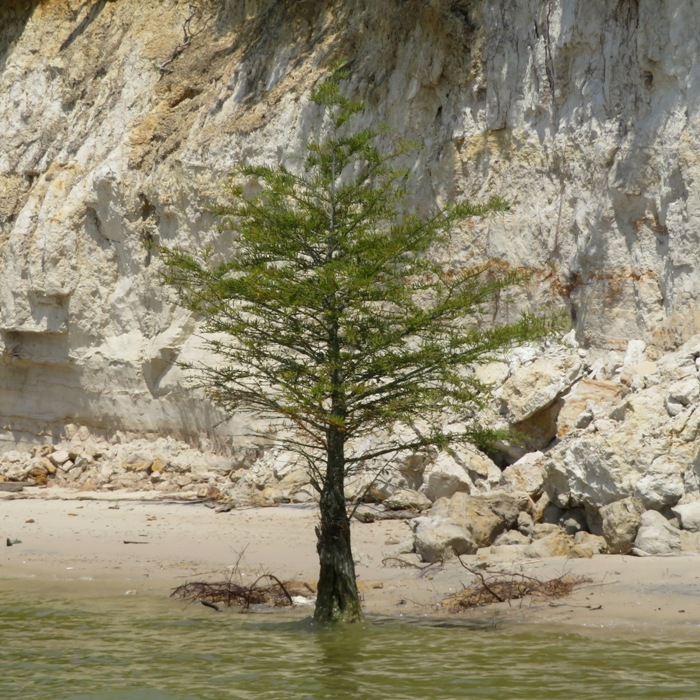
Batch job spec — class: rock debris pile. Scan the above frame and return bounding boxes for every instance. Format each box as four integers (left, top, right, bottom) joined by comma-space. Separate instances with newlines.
3, 332, 700, 562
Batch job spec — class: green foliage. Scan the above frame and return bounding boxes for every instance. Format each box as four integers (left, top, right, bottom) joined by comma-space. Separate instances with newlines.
161, 66, 553, 483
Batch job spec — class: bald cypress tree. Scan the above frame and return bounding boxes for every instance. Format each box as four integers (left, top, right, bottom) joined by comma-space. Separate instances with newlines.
162, 66, 550, 624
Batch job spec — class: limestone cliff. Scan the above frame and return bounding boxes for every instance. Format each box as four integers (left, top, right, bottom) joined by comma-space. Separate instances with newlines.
1, 0, 699, 449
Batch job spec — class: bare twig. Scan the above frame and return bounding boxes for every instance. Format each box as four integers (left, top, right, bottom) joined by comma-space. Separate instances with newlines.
382, 556, 442, 570
200, 599, 221, 612
382, 556, 444, 578
248, 574, 294, 608
457, 558, 504, 603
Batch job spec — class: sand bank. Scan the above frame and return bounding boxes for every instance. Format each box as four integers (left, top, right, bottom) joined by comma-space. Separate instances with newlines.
2, 490, 700, 632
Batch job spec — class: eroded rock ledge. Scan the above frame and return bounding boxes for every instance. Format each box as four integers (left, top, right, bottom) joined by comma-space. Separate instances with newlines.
3, 0, 700, 451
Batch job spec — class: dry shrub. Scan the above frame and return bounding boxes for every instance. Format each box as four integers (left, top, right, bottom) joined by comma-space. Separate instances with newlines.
444, 557, 590, 612
172, 575, 298, 611
170, 550, 315, 612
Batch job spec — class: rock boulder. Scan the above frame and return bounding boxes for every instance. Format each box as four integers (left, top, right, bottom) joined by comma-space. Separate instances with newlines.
633, 510, 681, 556
671, 502, 700, 532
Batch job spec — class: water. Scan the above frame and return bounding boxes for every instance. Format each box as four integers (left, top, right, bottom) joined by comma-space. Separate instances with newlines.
1, 579, 700, 699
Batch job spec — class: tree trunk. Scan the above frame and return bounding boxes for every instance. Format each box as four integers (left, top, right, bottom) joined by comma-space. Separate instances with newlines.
313, 425, 363, 624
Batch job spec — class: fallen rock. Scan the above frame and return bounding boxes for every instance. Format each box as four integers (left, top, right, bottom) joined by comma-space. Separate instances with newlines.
680, 530, 700, 553
35, 457, 57, 475
383, 489, 432, 512
484, 529, 575, 561
290, 486, 316, 504
665, 376, 700, 416
259, 486, 289, 504
530, 523, 561, 539
25, 465, 49, 486
568, 531, 608, 558
412, 504, 497, 557
493, 530, 530, 546
395, 452, 432, 491
524, 530, 574, 558
500, 451, 545, 497
671, 502, 700, 532
123, 458, 153, 473
474, 360, 510, 387
544, 336, 700, 515
435, 491, 530, 545
479, 491, 534, 525
276, 464, 312, 501
413, 490, 533, 563
633, 510, 681, 556
600, 497, 644, 554
476, 543, 528, 561
150, 459, 167, 474
498, 352, 584, 423
420, 456, 474, 503
353, 505, 417, 522
517, 510, 535, 536
0, 482, 27, 492
344, 474, 391, 503
49, 450, 71, 468
556, 379, 623, 438
420, 448, 499, 501
634, 457, 684, 509
545, 434, 638, 510
510, 400, 564, 454
413, 520, 477, 562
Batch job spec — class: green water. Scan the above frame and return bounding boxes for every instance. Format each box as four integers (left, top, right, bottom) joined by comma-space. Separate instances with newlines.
1, 580, 699, 699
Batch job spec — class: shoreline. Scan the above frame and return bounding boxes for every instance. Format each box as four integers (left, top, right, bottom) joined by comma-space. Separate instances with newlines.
3, 491, 700, 632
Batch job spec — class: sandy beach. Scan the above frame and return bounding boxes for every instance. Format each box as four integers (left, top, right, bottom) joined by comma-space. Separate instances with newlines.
3, 490, 700, 632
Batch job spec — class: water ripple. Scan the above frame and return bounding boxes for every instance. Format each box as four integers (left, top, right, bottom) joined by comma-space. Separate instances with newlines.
1, 583, 699, 699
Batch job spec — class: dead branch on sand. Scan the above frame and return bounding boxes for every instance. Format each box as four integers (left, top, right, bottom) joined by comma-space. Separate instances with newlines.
382, 556, 445, 578
443, 556, 591, 612
171, 550, 315, 612
171, 574, 304, 611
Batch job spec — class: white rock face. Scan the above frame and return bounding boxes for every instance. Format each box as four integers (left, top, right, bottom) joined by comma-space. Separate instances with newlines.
2, 0, 700, 451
